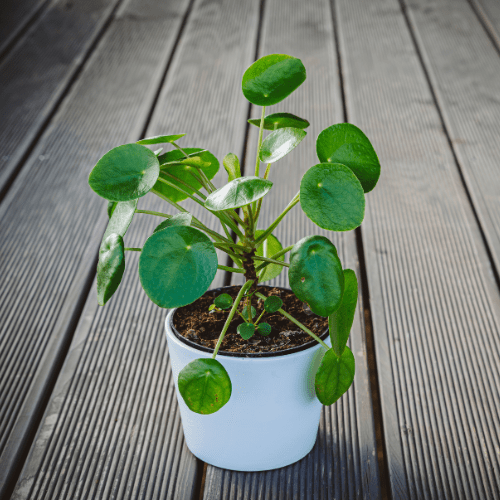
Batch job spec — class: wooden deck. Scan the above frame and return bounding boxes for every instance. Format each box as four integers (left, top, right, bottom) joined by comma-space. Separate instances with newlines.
0, 0, 499, 498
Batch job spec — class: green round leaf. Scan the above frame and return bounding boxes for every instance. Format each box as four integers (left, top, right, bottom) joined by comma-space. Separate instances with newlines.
204, 176, 272, 211
137, 134, 186, 145
208, 303, 216, 311
223, 153, 241, 182
248, 112, 310, 130
139, 226, 218, 308
316, 123, 380, 193
214, 293, 233, 310
242, 54, 306, 106
259, 127, 307, 164
237, 322, 255, 340
153, 148, 219, 203
255, 230, 284, 283
329, 269, 358, 357
153, 212, 192, 233
315, 347, 355, 405
300, 163, 365, 231
241, 305, 257, 320
97, 234, 125, 306
289, 235, 344, 317
257, 322, 272, 336
89, 143, 159, 201
100, 199, 138, 252
178, 358, 232, 415
263, 295, 283, 313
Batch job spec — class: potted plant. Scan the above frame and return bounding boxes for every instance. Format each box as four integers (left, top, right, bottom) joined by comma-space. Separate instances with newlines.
88, 53, 380, 471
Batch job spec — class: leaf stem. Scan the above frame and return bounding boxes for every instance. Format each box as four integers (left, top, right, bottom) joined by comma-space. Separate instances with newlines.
255, 292, 330, 350
156, 177, 206, 206
218, 265, 245, 273
255, 245, 293, 272
252, 255, 289, 267
212, 280, 254, 358
252, 106, 266, 213
124, 247, 141, 252
254, 192, 300, 247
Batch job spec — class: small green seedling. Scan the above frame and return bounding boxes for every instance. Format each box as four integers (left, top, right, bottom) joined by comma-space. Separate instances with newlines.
88, 53, 380, 415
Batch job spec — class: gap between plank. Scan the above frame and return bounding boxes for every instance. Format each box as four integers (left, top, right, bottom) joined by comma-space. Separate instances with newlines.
467, 0, 500, 56
0, 2, 197, 498
0, 0, 126, 203
396, 0, 500, 294
330, 0, 391, 497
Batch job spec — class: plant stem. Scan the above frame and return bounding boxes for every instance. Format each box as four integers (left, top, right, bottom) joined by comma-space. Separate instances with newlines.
124, 247, 141, 252
156, 177, 206, 206
218, 265, 244, 273
214, 241, 252, 253
255, 292, 330, 350
136, 207, 232, 244
255, 245, 293, 272
254, 192, 300, 247
253, 161, 273, 226
252, 106, 266, 213
252, 255, 290, 267
254, 309, 265, 326
212, 280, 254, 358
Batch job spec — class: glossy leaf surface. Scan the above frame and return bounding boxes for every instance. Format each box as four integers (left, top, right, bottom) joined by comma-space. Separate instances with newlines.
101, 199, 138, 251
178, 358, 231, 415
257, 322, 271, 336
153, 148, 219, 203
255, 230, 284, 283
204, 177, 272, 211
139, 226, 218, 308
237, 322, 255, 340
329, 269, 358, 357
248, 112, 309, 130
215, 293, 233, 310
289, 235, 344, 317
316, 123, 380, 193
300, 163, 365, 231
97, 234, 125, 306
259, 127, 306, 164
153, 213, 192, 233
263, 295, 283, 313
242, 54, 306, 106
136, 133, 185, 145
89, 144, 159, 201
315, 347, 355, 405
223, 153, 241, 182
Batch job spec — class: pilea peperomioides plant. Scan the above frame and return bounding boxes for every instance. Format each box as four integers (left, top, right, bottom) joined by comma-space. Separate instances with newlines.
88, 53, 380, 416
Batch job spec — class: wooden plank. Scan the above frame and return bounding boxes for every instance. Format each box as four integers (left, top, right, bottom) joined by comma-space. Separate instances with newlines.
470, 0, 500, 49
0, 0, 49, 57
0, 0, 194, 496
10, 0, 263, 498
0, 0, 125, 199
403, 0, 500, 285
335, 0, 500, 497
205, 0, 381, 497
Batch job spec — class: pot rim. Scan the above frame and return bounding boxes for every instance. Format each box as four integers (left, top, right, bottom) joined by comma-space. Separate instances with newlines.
166, 285, 329, 358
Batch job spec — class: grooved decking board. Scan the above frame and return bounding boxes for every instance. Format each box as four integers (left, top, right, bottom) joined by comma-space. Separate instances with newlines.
403, 0, 500, 282
0, 0, 49, 56
205, 0, 381, 497
0, 0, 192, 495
11, 0, 263, 498
470, 0, 500, 47
0, 0, 124, 197
336, 0, 500, 497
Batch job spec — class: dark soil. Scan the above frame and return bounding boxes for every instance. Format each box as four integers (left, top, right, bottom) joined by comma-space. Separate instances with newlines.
172, 286, 328, 355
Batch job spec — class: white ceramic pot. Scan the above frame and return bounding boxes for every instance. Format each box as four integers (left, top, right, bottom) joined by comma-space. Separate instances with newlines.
164, 286, 331, 472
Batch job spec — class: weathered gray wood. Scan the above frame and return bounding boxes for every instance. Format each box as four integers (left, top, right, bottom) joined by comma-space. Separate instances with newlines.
470, 0, 500, 49
0, 0, 125, 198
11, 0, 263, 498
0, 0, 194, 496
403, 0, 500, 284
206, 0, 381, 497
336, 0, 500, 497
0, 0, 49, 57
